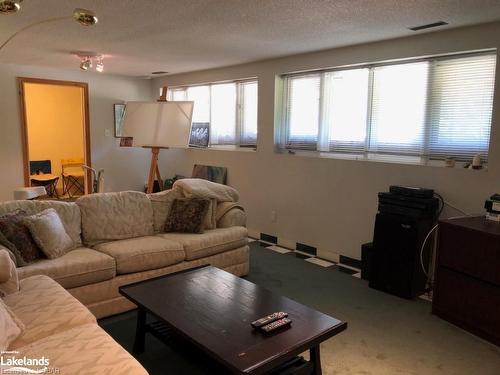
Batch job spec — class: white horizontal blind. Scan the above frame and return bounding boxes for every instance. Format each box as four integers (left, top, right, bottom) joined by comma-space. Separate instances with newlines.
368, 62, 429, 155
428, 54, 496, 161
240, 81, 258, 145
284, 74, 320, 150
281, 51, 497, 162
187, 85, 210, 123
324, 68, 370, 153
168, 88, 187, 101
211, 83, 237, 145
167, 80, 258, 147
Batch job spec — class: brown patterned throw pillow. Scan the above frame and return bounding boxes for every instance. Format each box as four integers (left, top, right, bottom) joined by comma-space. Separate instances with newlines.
164, 198, 210, 234
0, 210, 44, 266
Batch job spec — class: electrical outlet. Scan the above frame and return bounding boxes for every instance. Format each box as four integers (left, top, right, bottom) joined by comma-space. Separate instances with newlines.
104, 129, 112, 137
271, 210, 277, 223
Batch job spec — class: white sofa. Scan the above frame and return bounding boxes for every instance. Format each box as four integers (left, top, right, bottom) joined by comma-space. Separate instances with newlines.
1, 274, 148, 374
0, 184, 249, 319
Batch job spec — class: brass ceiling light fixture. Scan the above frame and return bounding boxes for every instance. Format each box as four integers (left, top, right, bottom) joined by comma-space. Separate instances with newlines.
0, 5, 99, 57
73, 8, 98, 26
0, 0, 23, 14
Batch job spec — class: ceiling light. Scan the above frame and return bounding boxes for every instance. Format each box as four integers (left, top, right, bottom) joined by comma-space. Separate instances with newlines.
96, 57, 104, 73
0, 0, 22, 14
80, 57, 92, 71
0, 6, 98, 53
73, 8, 98, 26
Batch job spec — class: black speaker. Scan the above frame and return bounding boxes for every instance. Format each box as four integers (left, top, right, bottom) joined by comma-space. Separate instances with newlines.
361, 242, 373, 281
369, 212, 433, 298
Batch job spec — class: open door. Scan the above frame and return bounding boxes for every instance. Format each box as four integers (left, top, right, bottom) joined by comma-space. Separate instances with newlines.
18, 78, 92, 199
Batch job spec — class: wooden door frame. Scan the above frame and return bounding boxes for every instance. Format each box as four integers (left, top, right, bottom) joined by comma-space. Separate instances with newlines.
17, 77, 92, 194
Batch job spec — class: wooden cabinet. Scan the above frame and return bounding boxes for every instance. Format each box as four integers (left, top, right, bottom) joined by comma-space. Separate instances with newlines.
433, 216, 500, 346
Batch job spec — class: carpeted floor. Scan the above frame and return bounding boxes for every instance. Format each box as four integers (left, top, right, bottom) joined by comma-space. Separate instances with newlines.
99, 242, 500, 375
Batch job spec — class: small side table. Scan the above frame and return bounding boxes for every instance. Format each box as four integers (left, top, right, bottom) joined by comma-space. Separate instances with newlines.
14, 186, 47, 200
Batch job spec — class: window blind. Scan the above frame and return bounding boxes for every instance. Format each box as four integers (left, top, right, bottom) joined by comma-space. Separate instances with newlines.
281, 51, 497, 162
428, 54, 496, 161
368, 62, 429, 155
167, 79, 258, 147
285, 74, 320, 150
240, 81, 258, 145
210, 83, 237, 145
324, 69, 369, 153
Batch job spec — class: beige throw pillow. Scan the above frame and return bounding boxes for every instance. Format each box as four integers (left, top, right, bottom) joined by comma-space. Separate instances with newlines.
148, 188, 184, 233
23, 208, 73, 259
0, 299, 24, 350
0, 250, 19, 297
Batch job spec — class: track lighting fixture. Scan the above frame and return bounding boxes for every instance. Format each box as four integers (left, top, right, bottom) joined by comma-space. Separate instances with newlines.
80, 57, 92, 71
95, 57, 104, 73
79, 56, 104, 72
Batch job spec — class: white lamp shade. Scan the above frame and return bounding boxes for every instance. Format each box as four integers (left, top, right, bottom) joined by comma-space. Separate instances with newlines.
122, 101, 194, 148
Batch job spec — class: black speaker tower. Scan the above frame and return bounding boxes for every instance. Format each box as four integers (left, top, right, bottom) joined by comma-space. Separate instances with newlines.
369, 186, 439, 299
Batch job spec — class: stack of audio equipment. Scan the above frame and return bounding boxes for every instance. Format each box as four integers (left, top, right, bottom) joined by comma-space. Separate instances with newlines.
484, 194, 500, 222
369, 186, 439, 298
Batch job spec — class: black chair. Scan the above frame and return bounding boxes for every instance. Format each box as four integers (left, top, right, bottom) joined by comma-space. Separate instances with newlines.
29, 160, 59, 199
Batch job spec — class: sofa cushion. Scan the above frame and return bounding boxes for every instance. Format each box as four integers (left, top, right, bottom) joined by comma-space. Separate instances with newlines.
0, 200, 82, 247
0, 298, 24, 351
158, 226, 248, 260
77, 191, 154, 246
6, 324, 148, 375
23, 208, 74, 259
165, 198, 211, 234
0, 210, 44, 265
94, 236, 185, 274
148, 187, 183, 233
17, 248, 116, 289
0, 249, 19, 296
3, 275, 96, 349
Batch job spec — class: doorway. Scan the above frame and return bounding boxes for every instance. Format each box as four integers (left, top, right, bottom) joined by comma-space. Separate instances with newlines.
18, 78, 91, 199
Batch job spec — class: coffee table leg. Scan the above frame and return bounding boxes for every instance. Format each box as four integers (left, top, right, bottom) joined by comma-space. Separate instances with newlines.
310, 345, 322, 375
133, 308, 146, 354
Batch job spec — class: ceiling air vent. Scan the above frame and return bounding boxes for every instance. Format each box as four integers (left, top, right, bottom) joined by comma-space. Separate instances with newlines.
408, 21, 448, 31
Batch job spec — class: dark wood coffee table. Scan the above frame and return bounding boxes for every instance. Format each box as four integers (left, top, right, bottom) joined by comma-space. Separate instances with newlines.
120, 266, 347, 374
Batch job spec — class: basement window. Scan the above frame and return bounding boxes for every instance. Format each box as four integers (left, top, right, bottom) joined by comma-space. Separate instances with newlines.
167, 79, 258, 148
279, 51, 497, 164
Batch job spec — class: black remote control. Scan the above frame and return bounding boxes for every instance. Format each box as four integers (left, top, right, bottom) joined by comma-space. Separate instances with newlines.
251, 312, 288, 328
260, 318, 292, 333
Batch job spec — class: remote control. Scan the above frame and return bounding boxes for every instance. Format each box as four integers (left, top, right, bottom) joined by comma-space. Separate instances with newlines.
251, 312, 288, 328
260, 318, 292, 333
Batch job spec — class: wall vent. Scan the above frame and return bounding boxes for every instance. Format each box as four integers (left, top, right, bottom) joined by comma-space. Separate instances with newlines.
408, 21, 448, 31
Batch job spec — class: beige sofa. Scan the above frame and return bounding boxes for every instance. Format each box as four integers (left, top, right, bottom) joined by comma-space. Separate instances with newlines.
1, 274, 147, 374
0, 187, 249, 319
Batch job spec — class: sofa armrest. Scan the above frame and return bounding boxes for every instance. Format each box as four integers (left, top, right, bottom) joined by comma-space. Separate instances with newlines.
217, 206, 246, 228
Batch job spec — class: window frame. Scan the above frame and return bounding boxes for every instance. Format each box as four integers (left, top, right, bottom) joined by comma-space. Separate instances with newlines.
167, 78, 258, 148
280, 50, 496, 163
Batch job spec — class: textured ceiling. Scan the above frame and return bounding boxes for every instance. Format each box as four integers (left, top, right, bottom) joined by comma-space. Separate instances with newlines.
0, 0, 500, 77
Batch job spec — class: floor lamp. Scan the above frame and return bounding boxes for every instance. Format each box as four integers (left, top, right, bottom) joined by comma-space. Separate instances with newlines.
121, 98, 194, 194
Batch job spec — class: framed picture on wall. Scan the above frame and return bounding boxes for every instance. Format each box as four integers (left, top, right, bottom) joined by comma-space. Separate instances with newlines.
189, 122, 210, 148
114, 103, 126, 137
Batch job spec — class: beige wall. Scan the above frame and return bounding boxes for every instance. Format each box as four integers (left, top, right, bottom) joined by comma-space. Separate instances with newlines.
0, 63, 154, 200
25, 83, 85, 189
153, 22, 500, 261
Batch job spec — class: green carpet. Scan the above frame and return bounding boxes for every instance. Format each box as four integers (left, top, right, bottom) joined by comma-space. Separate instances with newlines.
99, 243, 500, 374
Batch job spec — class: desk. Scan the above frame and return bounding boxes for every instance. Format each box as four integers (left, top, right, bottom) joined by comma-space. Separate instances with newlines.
433, 216, 500, 346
